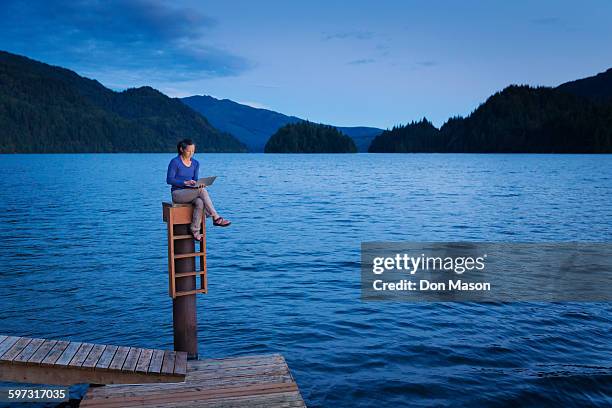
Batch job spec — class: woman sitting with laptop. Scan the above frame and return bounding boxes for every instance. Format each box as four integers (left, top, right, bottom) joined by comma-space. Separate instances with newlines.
166, 138, 231, 241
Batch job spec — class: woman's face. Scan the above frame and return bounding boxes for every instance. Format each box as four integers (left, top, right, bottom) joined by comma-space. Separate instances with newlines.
182, 144, 195, 159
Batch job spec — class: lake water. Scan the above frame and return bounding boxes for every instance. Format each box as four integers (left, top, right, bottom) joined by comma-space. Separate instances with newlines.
1, 153, 611, 407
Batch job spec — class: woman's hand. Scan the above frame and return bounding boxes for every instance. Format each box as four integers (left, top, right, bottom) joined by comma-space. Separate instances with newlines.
184, 180, 196, 186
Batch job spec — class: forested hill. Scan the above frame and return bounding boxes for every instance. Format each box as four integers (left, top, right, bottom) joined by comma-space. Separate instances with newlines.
0, 51, 247, 153
369, 83, 612, 153
557, 68, 612, 104
265, 121, 357, 153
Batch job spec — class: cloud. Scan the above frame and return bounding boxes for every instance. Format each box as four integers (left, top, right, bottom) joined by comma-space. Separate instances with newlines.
237, 100, 272, 110
416, 60, 437, 67
0, 0, 252, 81
348, 58, 376, 65
323, 31, 374, 41
531, 17, 560, 25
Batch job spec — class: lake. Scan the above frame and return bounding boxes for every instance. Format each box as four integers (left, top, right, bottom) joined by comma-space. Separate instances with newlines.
1, 153, 611, 407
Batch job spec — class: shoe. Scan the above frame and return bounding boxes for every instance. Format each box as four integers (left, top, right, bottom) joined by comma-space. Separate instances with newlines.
213, 216, 231, 227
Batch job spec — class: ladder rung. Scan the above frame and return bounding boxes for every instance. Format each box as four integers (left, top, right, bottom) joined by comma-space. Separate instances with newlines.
175, 289, 207, 297
174, 252, 205, 259
175, 271, 206, 278
173, 235, 193, 240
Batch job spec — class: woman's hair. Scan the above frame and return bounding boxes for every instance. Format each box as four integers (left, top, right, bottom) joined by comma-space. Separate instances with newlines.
177, 139, 195, 154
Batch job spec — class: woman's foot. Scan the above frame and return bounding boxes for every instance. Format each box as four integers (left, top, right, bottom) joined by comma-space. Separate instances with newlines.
192, 230, 203, 241
213, 216, 231, 227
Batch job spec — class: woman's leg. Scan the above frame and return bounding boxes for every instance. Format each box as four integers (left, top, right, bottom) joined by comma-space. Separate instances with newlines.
172, 189, 204, 234
198, 188, 219, 219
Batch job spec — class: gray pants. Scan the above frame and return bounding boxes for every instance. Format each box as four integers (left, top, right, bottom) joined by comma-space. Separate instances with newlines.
171, 188, 218, 233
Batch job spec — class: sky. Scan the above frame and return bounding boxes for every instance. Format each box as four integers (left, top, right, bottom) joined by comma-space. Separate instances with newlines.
1, 0, 611, 129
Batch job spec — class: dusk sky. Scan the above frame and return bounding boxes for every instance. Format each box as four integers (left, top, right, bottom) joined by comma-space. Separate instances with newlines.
1, 0, 611, 128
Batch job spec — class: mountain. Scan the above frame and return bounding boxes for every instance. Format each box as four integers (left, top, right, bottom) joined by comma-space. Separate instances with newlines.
368, 85, 612, 153
557, 68, 612, 103
440, 85, 612, 153
181, 95, 382, 152
265, 121, 357, 153
0, 51, 247, 153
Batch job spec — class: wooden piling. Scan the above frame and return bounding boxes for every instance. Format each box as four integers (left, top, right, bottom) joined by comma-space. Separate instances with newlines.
172, 223, 198, 360
162, 202, 207, 360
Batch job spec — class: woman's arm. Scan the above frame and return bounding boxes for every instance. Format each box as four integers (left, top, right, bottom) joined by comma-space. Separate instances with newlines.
193, 161, 200, 181
166, 160, 186, 188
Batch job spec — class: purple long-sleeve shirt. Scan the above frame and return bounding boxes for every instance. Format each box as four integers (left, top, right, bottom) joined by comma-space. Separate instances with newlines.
166, 156, 199, 191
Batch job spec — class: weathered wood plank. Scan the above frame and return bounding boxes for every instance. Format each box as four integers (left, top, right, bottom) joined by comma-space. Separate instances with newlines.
108, 346, 130, 371
0, 336, 20, 359
96, 345, 118, 370
186, 354, 284, 370
55, 342, 82, 366
41, 340, 70, 366
28, 339, 57, 364
69, 343, 95, 367
143, 392, 306, 408
173, 351, 187, 375
135, 348, 154, 374
1, 337, 32, 362
0, 335, 7, 345
160, 350, 176, 375
1, 364, 184, 386
189, 361, 289, 377
14, 338, 45, 364
148, 349, 165, 374
81, 382, 299, 407
84, 392, 305, 408
82, 344, 106, 369
121, 347, 142, 371
85, 373, 296, 398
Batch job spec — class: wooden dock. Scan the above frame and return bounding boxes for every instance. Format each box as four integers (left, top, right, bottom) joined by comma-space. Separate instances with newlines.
0, 335, 187, 385
81, 353, 306, 407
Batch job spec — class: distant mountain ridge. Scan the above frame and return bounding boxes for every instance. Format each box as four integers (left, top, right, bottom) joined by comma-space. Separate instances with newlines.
0, 51, 247, 153
557, 68, 612, 103
181, 95, 382, 152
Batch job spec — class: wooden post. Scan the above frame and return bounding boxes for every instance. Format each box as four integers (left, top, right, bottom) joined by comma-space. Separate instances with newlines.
162, 202, 206, 361
173, 222, 198, 360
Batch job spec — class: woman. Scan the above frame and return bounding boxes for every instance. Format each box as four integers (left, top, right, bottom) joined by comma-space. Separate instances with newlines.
166, 139, 231, 240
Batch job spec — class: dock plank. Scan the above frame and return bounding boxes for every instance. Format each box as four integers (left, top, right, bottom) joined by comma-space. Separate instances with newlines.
108, 346, 130, 371
14, 338, 45, 364
28, 339, 57, 364
1, 337, 33, 362
173, 351, 187, 375
41, 340, 70, 366
82, 344, 106, 369
69, 343, 95, 367
95, 345, 118, 370
121, 347, 142, 371
161, 350, 176, 375
149, 349, 165, 374
135, 348, 154, 373
55, 341, 82, 366
0, 336, 21, 359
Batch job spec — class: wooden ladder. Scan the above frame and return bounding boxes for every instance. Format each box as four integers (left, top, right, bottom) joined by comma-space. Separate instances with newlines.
162, 202, 207, 299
